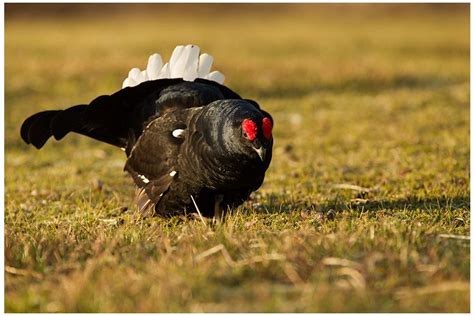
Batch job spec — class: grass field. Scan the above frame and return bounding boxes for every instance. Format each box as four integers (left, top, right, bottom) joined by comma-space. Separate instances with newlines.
5, 4, 470, 312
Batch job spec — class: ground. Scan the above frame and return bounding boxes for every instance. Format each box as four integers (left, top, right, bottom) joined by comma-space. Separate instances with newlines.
5, 4, 470, 312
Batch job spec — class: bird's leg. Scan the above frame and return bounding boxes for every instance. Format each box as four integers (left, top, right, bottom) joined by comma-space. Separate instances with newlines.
214, 194, 224, 222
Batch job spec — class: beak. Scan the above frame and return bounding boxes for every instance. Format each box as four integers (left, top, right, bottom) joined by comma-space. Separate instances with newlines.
253, 146, 266, 162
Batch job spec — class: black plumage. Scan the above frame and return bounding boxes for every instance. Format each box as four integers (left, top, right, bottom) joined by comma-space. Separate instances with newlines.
21, 78, 273, 217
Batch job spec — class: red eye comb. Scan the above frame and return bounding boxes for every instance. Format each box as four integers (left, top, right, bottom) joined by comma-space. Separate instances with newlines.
262, 117, 272, 139
242, 119, 258, 141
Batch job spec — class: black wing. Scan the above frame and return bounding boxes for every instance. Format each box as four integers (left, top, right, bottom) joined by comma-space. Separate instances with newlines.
123, 107, 201, 213
20, 78, 242, 150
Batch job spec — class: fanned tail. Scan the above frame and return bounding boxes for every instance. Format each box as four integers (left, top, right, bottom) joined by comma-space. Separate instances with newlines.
122, 44, 225, 88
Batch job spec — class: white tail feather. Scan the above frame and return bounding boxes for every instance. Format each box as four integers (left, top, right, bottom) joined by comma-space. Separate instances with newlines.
128, 68, 141, 81
198, 53, 213, 77
169, 45, 185, 74
170, 45, 199, 79
146, 53, 162, 80
158, 63, 170, 79
122, 77, 135, 88
122, 44, 225, 88
182, 46, 200, 81
205, 71, 225, 84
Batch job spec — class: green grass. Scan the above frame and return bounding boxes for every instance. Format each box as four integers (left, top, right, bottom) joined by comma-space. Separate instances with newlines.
5, 4, 470, 312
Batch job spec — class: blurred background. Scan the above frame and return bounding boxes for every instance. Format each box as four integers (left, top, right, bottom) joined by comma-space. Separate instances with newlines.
5, 4, 470, 313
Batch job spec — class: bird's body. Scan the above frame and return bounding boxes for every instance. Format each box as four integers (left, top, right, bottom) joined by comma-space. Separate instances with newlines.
20, 45, 273, 217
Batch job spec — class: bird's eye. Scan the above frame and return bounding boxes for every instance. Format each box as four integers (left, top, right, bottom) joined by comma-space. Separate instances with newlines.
262, 117, 273, 139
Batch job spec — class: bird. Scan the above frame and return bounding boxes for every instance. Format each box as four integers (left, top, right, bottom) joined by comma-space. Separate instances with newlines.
20, 44, 273, 218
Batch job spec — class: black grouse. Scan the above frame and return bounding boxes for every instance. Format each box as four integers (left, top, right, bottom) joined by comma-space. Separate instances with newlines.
20, 45, 273, 217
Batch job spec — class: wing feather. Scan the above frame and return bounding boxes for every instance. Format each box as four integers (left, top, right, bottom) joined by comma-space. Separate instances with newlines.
21, 78, 242, 150
124, 107, 200, 213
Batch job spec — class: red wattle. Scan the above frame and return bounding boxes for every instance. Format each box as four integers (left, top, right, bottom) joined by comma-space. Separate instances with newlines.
242, 119, 258, 141
262, 117, 272, 139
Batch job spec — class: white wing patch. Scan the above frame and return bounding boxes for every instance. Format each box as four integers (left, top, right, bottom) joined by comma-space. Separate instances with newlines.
169, 171, 177, 177
122, 44, 225, 88
172, 129, 185, 138
138, 174, 150, 184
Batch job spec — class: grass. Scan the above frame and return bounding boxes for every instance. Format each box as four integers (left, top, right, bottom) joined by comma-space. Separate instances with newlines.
5, 4, 470, 312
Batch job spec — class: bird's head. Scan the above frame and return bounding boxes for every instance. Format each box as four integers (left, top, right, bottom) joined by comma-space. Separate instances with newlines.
202, 100, 273, 166
240, 116, 273, 162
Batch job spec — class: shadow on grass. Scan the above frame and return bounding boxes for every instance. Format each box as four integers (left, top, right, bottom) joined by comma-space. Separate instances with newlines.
344, 195, 469, 215
255, 194, 469, 215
